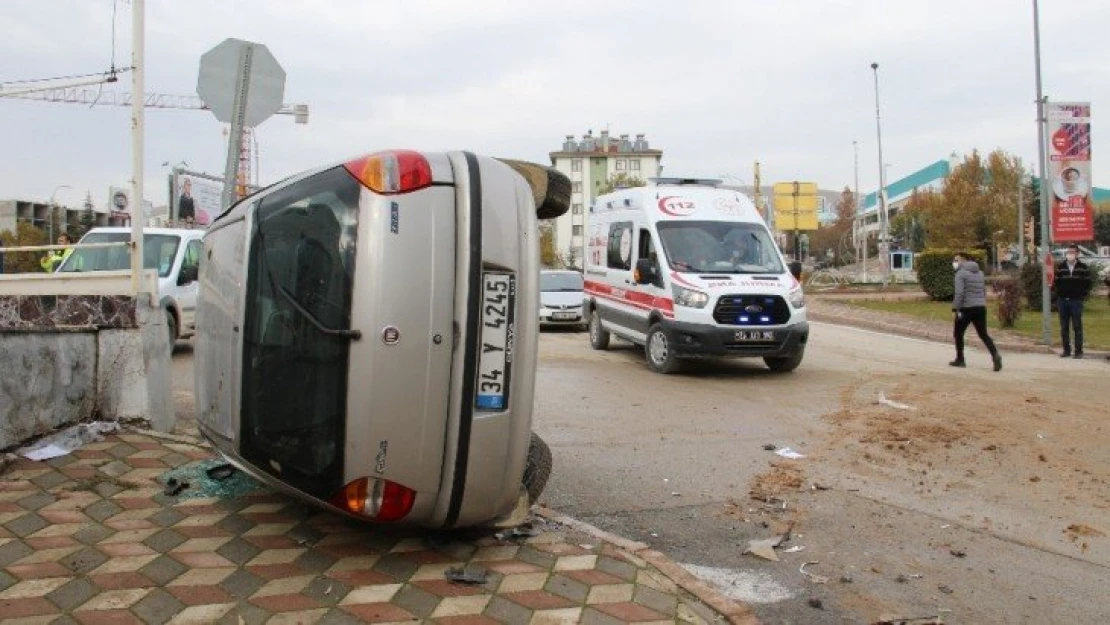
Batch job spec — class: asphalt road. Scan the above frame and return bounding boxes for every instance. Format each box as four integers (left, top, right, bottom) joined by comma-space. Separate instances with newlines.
171, 323, 1109, 624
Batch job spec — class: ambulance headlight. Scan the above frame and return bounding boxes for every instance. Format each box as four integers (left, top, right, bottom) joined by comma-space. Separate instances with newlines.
672, 284, 709, 309
788, 287, 805, 309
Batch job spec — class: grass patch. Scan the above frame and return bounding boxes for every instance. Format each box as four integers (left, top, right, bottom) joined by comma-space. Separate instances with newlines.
848, 297, 1110, 349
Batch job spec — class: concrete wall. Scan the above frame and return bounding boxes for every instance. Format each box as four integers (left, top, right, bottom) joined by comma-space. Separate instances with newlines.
0, 272, 173, 450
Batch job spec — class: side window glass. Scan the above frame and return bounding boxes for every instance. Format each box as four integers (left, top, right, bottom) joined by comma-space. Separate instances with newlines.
638, 229, 656, 263
607, 222, 633, 270
183, 240, 202, 270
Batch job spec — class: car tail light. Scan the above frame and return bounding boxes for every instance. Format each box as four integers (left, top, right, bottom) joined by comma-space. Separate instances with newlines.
344, 150, 433, 194
328, 477, 416, 522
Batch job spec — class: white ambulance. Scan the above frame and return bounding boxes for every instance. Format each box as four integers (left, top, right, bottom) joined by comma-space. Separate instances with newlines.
583, 178, 808, 373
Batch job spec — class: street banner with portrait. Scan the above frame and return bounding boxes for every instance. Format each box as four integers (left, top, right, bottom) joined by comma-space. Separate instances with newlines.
171, 172, 223, 226
1047, 102, 1094, 242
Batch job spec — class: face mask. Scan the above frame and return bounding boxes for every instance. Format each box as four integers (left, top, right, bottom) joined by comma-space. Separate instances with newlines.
952, 261, 960, 270
1066, 254, 1077, 262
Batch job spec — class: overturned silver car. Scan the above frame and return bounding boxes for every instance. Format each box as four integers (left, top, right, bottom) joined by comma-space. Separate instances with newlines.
194, 150, 568, 528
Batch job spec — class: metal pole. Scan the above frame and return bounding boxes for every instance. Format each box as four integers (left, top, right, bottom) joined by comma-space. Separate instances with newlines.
1017, 162, 1025, 265
221, 46, 253, 210
130, 0, 145, 294
793, 181, 800, 262
871, 62, 889, 287
1033, 0, 1052, 345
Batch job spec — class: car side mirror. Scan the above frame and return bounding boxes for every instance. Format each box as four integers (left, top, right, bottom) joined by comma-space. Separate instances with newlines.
635, 258, 659, 285
178, 264, 198, 285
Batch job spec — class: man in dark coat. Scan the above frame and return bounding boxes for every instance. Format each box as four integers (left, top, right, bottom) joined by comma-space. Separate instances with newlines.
1054, 244, 1092, 358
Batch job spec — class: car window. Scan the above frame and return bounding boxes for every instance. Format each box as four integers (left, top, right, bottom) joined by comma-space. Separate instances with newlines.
540, 272, 583, 292
657, 221, 784, 274
58, 233, 181, 278
182, 240, 202, 271
607, 222, 633, 270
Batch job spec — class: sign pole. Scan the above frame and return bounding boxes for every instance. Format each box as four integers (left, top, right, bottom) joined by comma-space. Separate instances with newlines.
792, 181, 800, 262
221, 46, 252, 210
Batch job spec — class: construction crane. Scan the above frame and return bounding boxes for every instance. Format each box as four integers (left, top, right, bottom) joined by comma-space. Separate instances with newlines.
1, 80, 309, 194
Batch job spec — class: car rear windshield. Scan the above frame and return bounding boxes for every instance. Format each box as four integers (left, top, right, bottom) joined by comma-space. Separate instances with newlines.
657, 221, 784, 274
58, 233, 182, 278
540, 272, 583, 292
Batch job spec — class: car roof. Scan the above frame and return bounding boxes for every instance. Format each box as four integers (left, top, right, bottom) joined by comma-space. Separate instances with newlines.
82, 227, 203, 238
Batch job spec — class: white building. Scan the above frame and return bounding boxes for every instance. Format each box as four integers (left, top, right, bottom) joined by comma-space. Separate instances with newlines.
548, 130, 663, 268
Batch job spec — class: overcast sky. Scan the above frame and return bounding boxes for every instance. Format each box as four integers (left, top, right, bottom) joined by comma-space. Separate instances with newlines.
2, 0, 1108, 209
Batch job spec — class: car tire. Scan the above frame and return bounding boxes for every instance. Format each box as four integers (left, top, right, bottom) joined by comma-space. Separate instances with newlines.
764, 350, 804, 373
522, 432, 552, 504
166, 311, 178, 350
645, 323, 680, 374
588, 309, 609, 350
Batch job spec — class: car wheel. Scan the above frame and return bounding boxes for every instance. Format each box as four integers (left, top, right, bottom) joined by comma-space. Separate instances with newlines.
764, 350, 804, 373
588, 310, 610, 350
645, 323, 680, 374
166, 311, 178, 350
522, 432, 552, 504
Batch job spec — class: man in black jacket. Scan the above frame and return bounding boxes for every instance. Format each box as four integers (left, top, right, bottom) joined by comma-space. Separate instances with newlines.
1054, 244, 1092, 358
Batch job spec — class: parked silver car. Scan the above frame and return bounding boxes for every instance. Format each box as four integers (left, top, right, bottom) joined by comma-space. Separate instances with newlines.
194, 150, 568, 528
539, 270, 586, 329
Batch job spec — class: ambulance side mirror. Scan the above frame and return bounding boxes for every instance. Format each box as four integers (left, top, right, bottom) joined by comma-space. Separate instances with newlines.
495, 159, 571, 220
635, 258, 660, 285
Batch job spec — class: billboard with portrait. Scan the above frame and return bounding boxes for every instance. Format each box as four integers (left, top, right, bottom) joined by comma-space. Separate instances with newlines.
1047, 102, 1094, 242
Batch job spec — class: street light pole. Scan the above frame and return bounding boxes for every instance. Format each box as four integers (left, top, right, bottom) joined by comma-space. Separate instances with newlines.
854, 140, 865, 278
1032, 0, 1052, 346
871, 62, 890, 287
48, 184, 72, 243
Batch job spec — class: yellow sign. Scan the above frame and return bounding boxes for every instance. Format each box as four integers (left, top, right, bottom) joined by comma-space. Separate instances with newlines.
772, 181, 819, 231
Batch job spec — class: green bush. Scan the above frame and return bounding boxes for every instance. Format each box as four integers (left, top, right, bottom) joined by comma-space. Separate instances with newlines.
917, 248, 987, 301
1021, 262, 1044, 311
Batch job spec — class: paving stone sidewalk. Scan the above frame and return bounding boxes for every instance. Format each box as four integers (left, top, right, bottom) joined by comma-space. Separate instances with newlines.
0, 430, 743, 624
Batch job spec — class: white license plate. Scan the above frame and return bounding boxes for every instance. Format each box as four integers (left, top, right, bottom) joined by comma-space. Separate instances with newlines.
476, 272, 515, 411
735, 330, 775, 342
552, 312, 578, 320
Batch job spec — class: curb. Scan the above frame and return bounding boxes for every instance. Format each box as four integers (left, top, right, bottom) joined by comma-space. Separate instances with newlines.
808, 310, 1056, 354
536, 507, 760, 625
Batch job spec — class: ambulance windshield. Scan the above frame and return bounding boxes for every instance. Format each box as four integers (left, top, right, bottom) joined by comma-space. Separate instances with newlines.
657, 221, 784, 274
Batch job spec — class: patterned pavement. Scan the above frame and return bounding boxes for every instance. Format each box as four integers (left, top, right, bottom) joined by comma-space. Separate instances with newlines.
0, 431, 733, 624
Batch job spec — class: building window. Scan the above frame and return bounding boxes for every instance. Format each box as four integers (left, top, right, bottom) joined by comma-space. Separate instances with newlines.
630, 160, 640, 171
571, 159, 582, 172
615, 160, 626, 171
572, 203, 582, 215
572, 182, 582, 193
572, 225, 583, 236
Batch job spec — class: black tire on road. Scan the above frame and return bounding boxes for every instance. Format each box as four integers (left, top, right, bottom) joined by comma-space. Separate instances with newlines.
522, 432, 552, 504
588, 309, 610, 350
645, 323, 680, 374
764, 350, 804, 373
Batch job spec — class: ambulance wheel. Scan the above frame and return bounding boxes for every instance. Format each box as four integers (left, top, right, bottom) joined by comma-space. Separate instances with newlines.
588, 310, 609, 350
764, 350, 804, 373
645, 324, 680, 374
522, 432, 552, 504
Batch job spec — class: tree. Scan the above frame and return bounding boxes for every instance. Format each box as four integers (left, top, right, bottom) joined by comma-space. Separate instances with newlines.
1094, 212, 1110, 247
904, 149, 1026, 266
597, 173, 646, 195
77, 192, 97, 239
807, 187, 857, 265
0, 221, 49, 273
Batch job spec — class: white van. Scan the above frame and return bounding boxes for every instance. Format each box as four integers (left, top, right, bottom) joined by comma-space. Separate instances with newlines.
583, 178, 808, 373
58, 227, 204, 345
